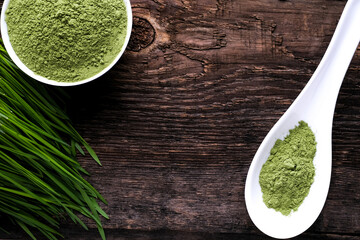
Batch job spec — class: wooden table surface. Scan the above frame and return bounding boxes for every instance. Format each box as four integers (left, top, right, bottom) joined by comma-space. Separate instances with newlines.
1, 0, 360, 239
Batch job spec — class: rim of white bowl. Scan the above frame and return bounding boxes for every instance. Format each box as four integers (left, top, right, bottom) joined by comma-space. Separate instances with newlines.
1, 0, 133, 87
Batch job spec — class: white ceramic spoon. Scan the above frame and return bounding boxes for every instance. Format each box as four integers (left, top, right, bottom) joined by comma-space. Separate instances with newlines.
244, 0, 360, 238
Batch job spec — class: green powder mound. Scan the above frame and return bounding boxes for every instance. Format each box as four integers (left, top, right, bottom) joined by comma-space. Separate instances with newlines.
5, 0, 127, 82
259, 121, 316, 216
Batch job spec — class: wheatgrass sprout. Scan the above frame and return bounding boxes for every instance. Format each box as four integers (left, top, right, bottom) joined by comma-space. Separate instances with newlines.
0, 41, 108, 240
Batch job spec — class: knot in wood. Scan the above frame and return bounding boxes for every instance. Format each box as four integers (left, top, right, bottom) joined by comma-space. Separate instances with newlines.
127, 17, 155, 52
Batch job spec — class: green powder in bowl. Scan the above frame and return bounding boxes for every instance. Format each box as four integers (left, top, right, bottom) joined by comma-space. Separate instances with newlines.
1, 0, 132, 86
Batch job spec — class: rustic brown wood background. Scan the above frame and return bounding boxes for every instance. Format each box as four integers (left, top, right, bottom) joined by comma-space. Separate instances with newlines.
1, 0, 360, 239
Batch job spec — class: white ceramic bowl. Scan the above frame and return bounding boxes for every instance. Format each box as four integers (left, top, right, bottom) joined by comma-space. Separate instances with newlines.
1, 0, 132, 87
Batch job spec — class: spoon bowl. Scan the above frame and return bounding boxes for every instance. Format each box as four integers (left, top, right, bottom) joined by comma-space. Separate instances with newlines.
245, 114, 331, 239
245, 0, 360, 238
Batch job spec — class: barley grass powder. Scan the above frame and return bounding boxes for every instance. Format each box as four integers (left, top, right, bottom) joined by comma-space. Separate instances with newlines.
259, 121, 317, 216
5, 0, 127, 82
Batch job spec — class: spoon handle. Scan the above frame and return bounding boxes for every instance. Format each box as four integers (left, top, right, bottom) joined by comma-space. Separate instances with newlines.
291, 0, 360, 121
306, 0, 360, 107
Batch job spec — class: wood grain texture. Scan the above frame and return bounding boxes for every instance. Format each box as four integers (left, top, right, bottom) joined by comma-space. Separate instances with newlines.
1, 0, 360, 239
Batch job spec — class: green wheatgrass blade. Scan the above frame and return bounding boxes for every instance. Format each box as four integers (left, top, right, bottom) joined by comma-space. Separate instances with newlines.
0, 40, 107, 239
0, 226, 10, 235
0, 171, 52, 207
43, 170, 84, 206
0, 125, 90, 189
0, 79, 59, 137
16, 221, 38, 240
38, 229, 59, 240
0, 122, 84, 175
0, 125, 75, 172
0, 101, 70, 154
0, 54, 68, 119
0, 73, 86, 153
95, 203, 110, 219
75, 142, 86, 156
1, 103, 69, 146
11, 121, 79, 165
84, 144, 101, 166
77, 185, 101, 225
0, 186, 68, 213
0, 196, 42, 211
71, 140, 77, 157
0, 151, 60, 197
0, 199, 20, 212
0, 206, 59, 235
1, 194, 59, 228
63, 205, 89, 230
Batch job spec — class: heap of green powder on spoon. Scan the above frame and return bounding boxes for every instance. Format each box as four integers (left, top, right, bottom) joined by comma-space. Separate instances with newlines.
5, 0, 127, 82
259, 121, 316, 216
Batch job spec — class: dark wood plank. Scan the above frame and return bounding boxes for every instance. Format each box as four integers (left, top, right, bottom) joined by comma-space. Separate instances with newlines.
1, 0, 360, 239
